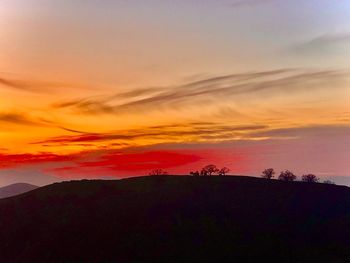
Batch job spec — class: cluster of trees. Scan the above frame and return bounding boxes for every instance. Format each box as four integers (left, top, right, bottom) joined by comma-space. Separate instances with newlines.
149, 169, 168, 176
148, 166, 336, 185
149, 165, 230, 177
190, 165, 230, 177
261, 168, 335, 184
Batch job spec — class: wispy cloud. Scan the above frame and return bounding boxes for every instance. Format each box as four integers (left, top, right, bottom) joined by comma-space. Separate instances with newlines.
33, 123, 269, 147
251, 124, 350, 140
309, 33, 350, 46
0, 77, 38, 92
0, 112, 44, 126
34, 121, 350, 150
0, 74, 90, 93
0, 76, 57, 92
291, 32, 350, 55
53, 69, 349, 115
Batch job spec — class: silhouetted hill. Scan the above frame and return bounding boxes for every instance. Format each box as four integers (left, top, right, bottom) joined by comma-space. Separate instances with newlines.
0, 176, 349, 263
0, 183, 38, 199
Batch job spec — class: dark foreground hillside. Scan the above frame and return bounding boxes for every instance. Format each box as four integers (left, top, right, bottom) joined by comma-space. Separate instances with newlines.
0, 176, 350, 263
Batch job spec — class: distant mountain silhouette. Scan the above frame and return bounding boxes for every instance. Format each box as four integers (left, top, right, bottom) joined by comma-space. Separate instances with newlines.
0, 183, 38, 199
0, 176, 349, 262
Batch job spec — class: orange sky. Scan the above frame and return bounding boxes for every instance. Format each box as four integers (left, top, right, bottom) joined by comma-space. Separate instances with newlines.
0, 0, 350, 186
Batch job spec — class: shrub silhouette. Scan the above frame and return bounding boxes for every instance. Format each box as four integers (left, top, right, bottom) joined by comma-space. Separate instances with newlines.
278, 170, 297, 182
218, 167, 230, 176
302, 174, 319, 183
323, 180, 336, 185
261, 168, 275, 179
201, 165, 219, 176
190, 171, 200, 177
149, 169, 168, 176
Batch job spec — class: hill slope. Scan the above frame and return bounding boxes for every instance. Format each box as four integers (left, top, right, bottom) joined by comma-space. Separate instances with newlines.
0, 183, 38, 199
0, 176, 350, 263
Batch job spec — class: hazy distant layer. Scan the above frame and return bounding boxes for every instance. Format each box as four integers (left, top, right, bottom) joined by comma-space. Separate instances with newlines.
0, 183, 38, 199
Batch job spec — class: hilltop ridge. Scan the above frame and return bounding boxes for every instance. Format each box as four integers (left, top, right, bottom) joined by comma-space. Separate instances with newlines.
0, 176, 349, 263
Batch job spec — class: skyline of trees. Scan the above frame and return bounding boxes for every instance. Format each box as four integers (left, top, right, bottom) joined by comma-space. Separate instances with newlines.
148, 166, 336, 185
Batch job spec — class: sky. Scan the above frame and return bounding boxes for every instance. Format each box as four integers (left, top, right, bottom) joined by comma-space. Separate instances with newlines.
0, 0, 349, 186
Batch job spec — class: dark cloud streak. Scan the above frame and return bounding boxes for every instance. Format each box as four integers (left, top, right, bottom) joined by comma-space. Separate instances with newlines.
33, 123, 269, 146
0, 112, 43, 126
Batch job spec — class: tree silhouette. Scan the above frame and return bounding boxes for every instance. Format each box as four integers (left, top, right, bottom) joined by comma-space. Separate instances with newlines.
190, 171, 200, 177
201, 165, 219, 176
278, 170, 297, 182
200, 169, 208, 176
261, 168, 275, 179
302, 174, 319, 183
149, 169, 168, 176
218, 167, 230, 176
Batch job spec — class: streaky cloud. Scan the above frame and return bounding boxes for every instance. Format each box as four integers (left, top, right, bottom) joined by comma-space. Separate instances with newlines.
33, 123, 269, 146
309, 33, 350, 46
251, 124, 350, 139
0, 112, 44, 126
0, 76, 59, 93
0, 74, 92, 93
52, 68, 349, 115
0, 77, 39, 92
291, 32, 350, 55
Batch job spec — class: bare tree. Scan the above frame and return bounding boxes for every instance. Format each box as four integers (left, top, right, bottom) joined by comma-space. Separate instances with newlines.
302, 174, 319, 183
278, 170, 297, 182
218, 167, 230, 176
201, 165, 219, 176
149, 169, 168, 176
261, 168, 275, 179
190, 171, 200, 177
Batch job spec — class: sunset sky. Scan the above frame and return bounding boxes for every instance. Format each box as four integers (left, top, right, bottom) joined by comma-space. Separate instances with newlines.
0, 0, 349, 186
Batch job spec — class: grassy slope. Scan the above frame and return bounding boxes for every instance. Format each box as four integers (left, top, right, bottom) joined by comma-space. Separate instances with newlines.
0, 176, 349, 263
